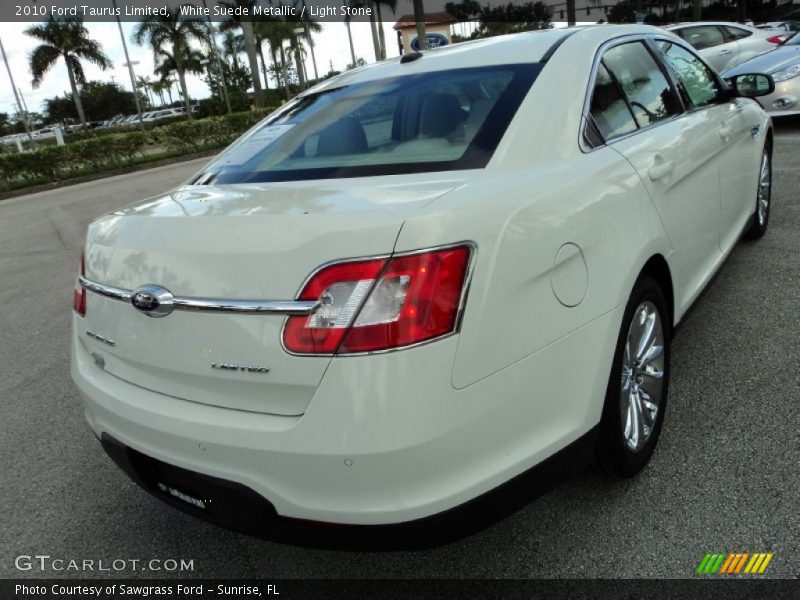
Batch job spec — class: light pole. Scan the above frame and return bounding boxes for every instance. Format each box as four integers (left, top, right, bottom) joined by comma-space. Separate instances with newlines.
0, 35, 33, 142
112, 0, 145, 130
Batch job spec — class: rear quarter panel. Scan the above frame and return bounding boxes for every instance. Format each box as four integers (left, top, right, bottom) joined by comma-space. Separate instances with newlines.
396, 148, 673, 392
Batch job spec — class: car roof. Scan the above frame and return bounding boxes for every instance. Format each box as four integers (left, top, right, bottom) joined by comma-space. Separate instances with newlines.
666, 21, 755, 29
306, 24, 669, 94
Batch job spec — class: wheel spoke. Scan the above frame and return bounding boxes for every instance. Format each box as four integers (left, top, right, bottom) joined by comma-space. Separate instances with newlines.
635, 309, 657, 362
643, 364, 664, 379
639, 388, 658, 428
628, 389, 641, 450
623, 392, 634, 442
757, 151, 770, 225
621, 366, 633, 392
640, 343, 663, 368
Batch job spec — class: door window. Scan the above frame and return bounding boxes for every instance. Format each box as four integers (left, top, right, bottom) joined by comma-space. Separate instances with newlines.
602, 42, 682, 128
723, 26, 752, 41
657, 41, 721, 108
588, 63, 638, 142
677, 26, 726, 50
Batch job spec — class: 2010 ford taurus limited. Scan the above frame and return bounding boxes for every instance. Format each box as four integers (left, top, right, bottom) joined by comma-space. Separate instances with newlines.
71, 25, 776, 542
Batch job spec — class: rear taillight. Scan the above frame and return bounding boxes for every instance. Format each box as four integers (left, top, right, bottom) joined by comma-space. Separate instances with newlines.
766, 35, 785, 44
73, 252, 86, 317
283, 245, 472, 355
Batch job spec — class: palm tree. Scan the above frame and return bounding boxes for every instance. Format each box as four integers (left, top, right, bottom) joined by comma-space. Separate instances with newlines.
255, 19, 295, 100
287, 32, 308, 90
25, 17, 112, 127
252, 23, 273, 91
344, 9, 357, 68
221, 30, 245, 72
136, 75, 155, 108
132, 10, 206, 115
368, 8, 381, 60
150, 79, 168, 107
413, 0, 428, 50
217, 0, 263, 107
374, 0, 396, 61
291, 6, 321, 83
154, 47, 205, 106
298, 1, 321, 81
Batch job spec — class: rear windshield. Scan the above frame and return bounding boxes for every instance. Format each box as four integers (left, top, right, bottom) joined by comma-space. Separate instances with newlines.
201, 64, 540, 184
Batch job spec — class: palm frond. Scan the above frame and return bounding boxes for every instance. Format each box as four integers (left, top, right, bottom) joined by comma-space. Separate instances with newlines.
28, 44, 61, 85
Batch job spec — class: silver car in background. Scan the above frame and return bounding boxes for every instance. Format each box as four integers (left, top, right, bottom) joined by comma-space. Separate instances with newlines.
725, 32, 800, 116
666, 22, 784, 71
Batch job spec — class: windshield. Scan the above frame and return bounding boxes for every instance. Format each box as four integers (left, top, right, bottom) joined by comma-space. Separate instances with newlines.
199, 64, 540, 184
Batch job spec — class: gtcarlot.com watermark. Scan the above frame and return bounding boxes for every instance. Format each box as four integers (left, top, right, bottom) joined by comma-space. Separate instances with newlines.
15, 554, 194, 573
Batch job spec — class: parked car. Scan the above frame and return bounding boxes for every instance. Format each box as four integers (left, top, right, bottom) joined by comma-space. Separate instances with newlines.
72, 25, 775, 541
143, 108, 183, 122
756, 21, 800, 34
724, 31, 800, 116
665, 22, 784, 71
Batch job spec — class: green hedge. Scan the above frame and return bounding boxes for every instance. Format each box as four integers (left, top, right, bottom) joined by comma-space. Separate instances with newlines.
0, 108, 276, 191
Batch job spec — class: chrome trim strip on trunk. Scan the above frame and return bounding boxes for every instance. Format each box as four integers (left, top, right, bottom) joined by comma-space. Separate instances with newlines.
78, 276, 320, 316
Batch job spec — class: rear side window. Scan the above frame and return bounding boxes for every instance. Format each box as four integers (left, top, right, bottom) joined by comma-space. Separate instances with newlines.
602, 42, 681, 128
588, 63, 638, 141
657, 41, 721, 108
723, 26, 752, 41
678, 26, 725, 50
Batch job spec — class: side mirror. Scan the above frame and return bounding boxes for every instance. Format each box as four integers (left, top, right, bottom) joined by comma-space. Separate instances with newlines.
730, 73, 776, 98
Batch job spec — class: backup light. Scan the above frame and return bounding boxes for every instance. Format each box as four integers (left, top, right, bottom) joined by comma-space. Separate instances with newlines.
283, 245, 472, 355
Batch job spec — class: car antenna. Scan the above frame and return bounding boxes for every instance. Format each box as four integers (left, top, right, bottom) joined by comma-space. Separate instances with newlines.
400, 52, 423, 64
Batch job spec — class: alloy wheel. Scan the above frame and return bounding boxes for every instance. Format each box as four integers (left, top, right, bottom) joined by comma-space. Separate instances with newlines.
620, 301, 665, 452
757, 149, 771, 226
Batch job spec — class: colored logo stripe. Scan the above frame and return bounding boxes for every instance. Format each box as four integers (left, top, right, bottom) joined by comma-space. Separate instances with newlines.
697, 552, 774, 575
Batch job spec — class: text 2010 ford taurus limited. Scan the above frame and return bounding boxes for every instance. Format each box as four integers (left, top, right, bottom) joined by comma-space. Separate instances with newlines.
71, 25, 775, 541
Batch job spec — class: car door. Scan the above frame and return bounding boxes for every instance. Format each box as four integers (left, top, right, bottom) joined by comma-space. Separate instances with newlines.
587, 39, 724, 313
723, 24, 772, 65
677, 25, 740, 71
654, 39, 755, 254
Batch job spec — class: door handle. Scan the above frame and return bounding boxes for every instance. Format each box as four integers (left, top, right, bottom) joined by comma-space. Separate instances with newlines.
649, 159, 675, 181
719, 124, 734, 141
719, 48, 733, 55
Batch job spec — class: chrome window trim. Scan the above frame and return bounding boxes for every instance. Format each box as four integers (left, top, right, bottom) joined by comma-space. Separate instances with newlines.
579, 34, 689, 154
279, 241, 478, 358
79, 276, 320, 316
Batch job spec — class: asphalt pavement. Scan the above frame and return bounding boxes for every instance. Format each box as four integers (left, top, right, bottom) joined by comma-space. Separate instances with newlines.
1, 122, 798, 579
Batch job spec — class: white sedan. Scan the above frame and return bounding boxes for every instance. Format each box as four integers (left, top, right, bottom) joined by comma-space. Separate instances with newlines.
666, 22, 784, 71
71, 25, 775, 541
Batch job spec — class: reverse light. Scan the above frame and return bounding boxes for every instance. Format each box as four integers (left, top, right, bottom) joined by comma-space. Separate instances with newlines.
283, 245, 472, 355
73, 252, 86, 317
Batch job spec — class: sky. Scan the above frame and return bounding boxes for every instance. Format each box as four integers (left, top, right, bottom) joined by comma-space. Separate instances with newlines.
0, 20, 401, 117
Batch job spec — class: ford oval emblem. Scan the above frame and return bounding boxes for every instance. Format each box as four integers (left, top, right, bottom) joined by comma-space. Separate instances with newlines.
130, 285, 174, 318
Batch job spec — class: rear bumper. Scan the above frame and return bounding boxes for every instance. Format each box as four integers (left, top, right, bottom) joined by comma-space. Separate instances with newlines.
72, 304, 621, 534
99, 428, 597, 549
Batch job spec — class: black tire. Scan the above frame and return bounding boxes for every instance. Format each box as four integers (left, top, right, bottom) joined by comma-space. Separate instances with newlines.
595, 275, 671, 479
744, 140, 772, 240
